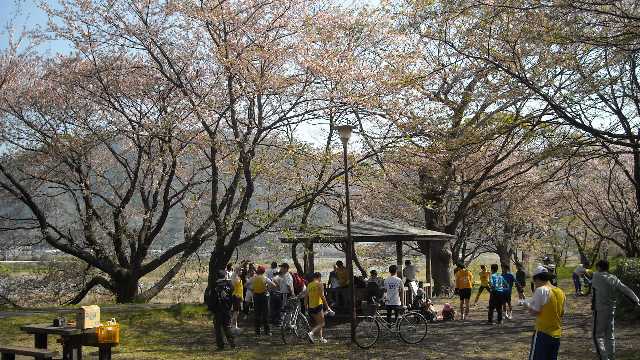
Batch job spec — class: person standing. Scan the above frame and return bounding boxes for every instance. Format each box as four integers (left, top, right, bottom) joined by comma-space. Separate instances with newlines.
473, 265, 491, 306
454, 262, 473, 320
515, 264, 527, 304
527, 266, 566, 360
266, 261, 278, 280
248, 265, 276, 336
403, 260, 419, 297
591, 260, 640, 360
306, 272, 333, 343
230, 266, 244, 332
488, 263, 508, 325
501, 264, 515, 320
272, 263, 294, 326
383, 265, 404, 323
207, 270, 236, 351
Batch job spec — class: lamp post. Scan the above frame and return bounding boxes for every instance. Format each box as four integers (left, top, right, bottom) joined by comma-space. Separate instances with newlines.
336, 124, 356, 342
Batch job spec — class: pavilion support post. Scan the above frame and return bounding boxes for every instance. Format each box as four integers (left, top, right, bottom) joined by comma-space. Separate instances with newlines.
425, 243, 433, 298
396, 240, 405, 305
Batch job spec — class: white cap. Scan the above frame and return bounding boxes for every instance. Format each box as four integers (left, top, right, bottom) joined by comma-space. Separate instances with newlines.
533, 265, 549, 277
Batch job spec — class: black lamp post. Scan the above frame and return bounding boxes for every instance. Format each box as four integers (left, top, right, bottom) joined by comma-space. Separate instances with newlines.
336, 124, 356, 342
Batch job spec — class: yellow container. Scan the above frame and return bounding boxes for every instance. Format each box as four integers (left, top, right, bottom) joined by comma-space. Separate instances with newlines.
96, 323, 120, 344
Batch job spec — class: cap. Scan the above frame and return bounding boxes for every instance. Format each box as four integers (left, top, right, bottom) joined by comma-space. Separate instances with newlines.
533, 265, 549, 277
279, 262, 289, 269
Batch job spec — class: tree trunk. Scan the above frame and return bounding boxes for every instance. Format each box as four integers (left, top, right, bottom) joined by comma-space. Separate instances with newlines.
352, 246, 368, 278
204, 246, 234, 303
112, 271, 140, 304
292, 243, 304, 274
420, 241, 452, 292
495, 243, 512, 268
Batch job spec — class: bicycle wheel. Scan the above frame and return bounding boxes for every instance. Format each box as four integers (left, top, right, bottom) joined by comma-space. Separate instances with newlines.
294, 313, 311, 343
281, 312, 311, 344
398, 312, 427, 344
354, 316, 380, 349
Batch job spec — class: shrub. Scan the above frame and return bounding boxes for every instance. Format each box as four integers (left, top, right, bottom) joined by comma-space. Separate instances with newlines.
613, 258, 640, 321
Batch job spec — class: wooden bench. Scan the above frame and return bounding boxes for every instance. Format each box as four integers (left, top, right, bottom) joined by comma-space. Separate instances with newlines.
0, 345, 58, 360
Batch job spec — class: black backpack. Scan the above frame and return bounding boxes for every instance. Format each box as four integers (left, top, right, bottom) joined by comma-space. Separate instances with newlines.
207, 279, 233, 312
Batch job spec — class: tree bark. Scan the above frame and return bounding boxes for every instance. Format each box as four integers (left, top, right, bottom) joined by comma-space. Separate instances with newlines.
292, 243, 304, 274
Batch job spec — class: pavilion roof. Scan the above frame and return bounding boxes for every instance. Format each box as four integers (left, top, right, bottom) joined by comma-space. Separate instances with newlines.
279, 218, 455, 244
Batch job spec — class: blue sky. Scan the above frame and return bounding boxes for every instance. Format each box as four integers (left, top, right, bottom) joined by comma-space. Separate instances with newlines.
0, 0, 59, 50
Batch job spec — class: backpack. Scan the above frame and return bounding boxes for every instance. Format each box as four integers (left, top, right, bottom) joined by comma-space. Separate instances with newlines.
292, 272, 306, 295
442, 303, 455, 321
207, 279, 233, 312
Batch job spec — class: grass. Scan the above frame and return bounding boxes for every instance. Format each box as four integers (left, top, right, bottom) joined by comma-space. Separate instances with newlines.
2, 279, 640, 360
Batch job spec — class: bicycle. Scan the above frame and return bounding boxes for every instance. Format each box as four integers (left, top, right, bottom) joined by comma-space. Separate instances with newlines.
280, 295, 311, 344
434, 286, 456, 299
354, 297, 428, 349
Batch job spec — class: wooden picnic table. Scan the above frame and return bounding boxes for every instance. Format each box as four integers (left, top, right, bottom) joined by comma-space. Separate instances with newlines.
20, 324, 116, 360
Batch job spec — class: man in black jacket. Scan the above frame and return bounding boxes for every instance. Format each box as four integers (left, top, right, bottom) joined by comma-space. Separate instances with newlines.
207, 270, 236, 351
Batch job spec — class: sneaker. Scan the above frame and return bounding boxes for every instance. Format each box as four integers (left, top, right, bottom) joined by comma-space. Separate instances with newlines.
319, 337, 328, 344
307, 331, 315, 343
486, 321, 494, 325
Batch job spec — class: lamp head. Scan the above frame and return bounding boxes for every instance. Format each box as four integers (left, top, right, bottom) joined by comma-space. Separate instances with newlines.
336, 125, 355, 144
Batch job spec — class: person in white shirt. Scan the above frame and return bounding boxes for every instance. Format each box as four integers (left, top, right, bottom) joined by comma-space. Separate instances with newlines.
266, 261, 278, 280
384, 264, 404, 323
403, 260, 419, 297
271, 263, 294, 325
573, 263, 586, 296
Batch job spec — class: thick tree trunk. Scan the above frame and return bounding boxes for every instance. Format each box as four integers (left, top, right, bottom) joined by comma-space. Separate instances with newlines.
204, 247, 234, 303
495, 243, 512, 268
112, 271, 140, 303
426, 241, 452, 291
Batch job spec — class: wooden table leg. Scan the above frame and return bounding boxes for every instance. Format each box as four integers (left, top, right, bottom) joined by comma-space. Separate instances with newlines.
34, 333, 47, 349
62, 337, 83, 360
98, 346, 111, 360
62, 340, 74, 360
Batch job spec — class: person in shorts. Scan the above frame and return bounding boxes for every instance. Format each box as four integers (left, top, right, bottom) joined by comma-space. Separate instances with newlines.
454, 262, 473, 320
230, 265, 244, 332
501, 264, 515, 319
306, 272, 332, 343
473, 264, 491, 306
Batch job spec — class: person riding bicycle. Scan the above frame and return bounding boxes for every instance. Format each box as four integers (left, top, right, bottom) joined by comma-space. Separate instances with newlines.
384, 264, 404, 323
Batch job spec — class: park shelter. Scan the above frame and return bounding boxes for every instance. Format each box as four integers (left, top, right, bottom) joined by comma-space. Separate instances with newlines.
279, 218, 455, 297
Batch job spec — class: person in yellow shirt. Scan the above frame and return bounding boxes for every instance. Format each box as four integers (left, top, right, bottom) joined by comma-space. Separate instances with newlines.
231, 266, 244, 332
454, 262, 474, 320
249, 265, 276, 336
527, 266, 566, 360
473, 264, 491, 306
306, 272, 333, 343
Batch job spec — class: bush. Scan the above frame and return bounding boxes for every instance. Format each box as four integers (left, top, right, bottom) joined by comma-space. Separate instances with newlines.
612, 258, 640, 321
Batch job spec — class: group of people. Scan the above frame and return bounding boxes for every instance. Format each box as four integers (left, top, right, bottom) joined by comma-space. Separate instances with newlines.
206, 260, 335, 350
206, 256, 640, 360
451, 258, 640, 360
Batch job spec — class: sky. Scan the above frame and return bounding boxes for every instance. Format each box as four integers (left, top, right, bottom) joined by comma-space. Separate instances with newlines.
0, 0, 376, 147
